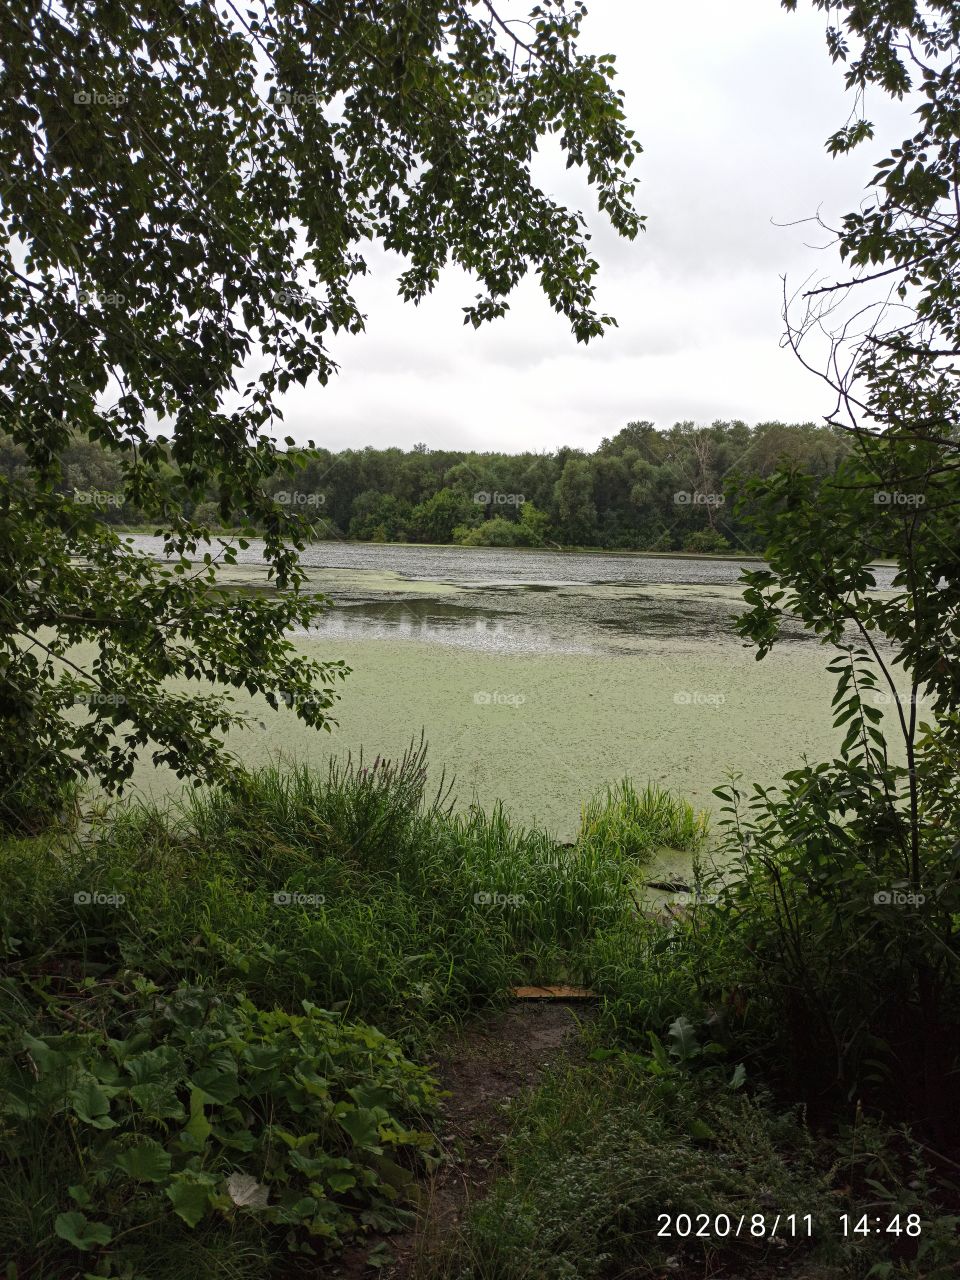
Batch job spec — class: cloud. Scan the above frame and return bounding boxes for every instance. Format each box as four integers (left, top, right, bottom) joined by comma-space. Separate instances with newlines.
267, 0, 918, 453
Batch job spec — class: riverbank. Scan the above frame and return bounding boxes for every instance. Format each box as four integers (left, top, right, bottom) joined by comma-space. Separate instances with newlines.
3, 756, 954, 1279
113, 526, 765, 559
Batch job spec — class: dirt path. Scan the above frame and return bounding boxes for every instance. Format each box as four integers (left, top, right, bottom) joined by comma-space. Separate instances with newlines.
327, 1000, 591, 1280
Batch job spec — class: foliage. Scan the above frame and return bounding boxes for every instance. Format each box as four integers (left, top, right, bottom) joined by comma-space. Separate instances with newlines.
578, 778, 708, 866
6, 417, 855, 554
0, 0, 642, 823
4, 745, 958, 1276
516, 500, 552, 545
425, 1055, 851, 1280
0, 980, 439, 1274
408, 487, 478, 544
682, 526, 731, 554
0, 741, 661, 1274
690, 1, 960, 1141
0, 740, 637, 1047
454, 515, 529, 546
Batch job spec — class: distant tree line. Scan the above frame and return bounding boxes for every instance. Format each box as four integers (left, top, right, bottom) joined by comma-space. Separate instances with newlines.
1, 419, 854, 554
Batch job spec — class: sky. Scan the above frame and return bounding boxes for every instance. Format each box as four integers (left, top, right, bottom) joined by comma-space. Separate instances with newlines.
278, 0, 913, 455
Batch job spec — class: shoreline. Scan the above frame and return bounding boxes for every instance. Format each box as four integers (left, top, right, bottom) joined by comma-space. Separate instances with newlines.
111, 529, 901, 570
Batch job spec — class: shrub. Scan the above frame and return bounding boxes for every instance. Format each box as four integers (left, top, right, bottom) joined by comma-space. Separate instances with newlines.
434, 1054, 849, 1280
681, 527, 731, 553
0, 981, 440, 1275
454, 517, 527, 547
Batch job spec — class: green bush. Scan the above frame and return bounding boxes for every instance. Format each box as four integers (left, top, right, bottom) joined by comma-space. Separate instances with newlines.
681, 527, 731, 553
454, 517, 528, 547
0, 980, 439, 1275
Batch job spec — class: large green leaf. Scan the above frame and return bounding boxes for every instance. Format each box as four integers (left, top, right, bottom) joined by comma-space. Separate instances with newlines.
189, 1065, 239, 1105
166, 1173, 216, 1227
54, 1211, 113, 1250
336, 1106, 381, 1149
666, 1016, 700, 1063
114, 1138, 172, 1182
182, 1087, 212, 1147
68, 1079, 116, 1129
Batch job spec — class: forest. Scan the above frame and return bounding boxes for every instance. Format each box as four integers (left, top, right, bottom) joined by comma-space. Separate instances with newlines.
0, 418, 852, 553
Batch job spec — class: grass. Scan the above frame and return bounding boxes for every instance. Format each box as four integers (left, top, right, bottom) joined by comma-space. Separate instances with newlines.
0, 746, 709, 1277
2, 747, 694, 1046
578, 778, 709, 866
417, 1057, 852, 1280
3, 748, 956, 1279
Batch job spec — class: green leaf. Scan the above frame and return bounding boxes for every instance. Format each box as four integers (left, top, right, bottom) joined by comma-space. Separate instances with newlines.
366, 1241, 394, 1268
166, 1173, 216, 1227
686, 1117, 717, 1141
666, 1016, 700, 1062
647, 1032, 670, 1072
114, 1138, 172, 1182
326, 1171, 357, 1193
182, 1087, 212, 1147
336, 1106, 381, 1149
189, 1065, 239, 1105
54, 1211, 113, 1250
68, 1079, 115, 1129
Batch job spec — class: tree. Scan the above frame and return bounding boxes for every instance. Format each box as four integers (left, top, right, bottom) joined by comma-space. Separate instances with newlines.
554, 456, 597, 545
717, 0, 960, 1136
347, 491, 411, 542
0, 0, 643, 828
407, 487, 475, 543
518, 500, 552, 545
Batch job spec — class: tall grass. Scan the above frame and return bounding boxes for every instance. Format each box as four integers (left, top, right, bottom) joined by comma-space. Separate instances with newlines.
577, 779, 708, 866
0, 745, 651, 1050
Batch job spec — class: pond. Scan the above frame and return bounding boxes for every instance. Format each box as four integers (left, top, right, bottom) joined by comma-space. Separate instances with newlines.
110, 538, 909, 877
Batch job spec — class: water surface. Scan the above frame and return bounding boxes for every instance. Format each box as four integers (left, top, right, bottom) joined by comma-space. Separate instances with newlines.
109, 539, 913, 861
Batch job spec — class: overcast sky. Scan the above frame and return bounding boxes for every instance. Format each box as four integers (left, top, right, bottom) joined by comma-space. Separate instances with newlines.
280, 0, 911, 455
